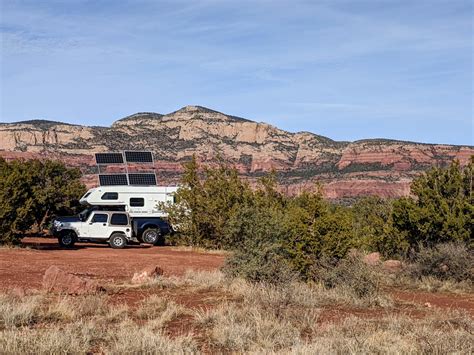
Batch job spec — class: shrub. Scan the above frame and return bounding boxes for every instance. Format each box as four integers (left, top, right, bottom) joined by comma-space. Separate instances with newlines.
163, 156, 253, 249
223, 186, 357, 282
282, 193, 358, 279
222, 204, 298, 284
391, 159, 473, 250
166, 157, 473, 283
223, 242, 298, 284
351, 196, 395, 255
0, 158, 85, 244
309, 205, 355, 259
311, 252, 384, 304
407, 243, 474, 283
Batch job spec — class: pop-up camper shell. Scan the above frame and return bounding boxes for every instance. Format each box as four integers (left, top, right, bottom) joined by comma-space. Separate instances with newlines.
80, 185, 178, 218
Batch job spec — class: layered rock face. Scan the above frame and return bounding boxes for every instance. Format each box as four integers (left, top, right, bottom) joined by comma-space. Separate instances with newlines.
0, 106, 472, 199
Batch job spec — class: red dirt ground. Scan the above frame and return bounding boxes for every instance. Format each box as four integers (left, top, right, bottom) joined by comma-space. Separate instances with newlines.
0, 237, 225, 290
392, 289, 474, 316
0, 237, 472, 319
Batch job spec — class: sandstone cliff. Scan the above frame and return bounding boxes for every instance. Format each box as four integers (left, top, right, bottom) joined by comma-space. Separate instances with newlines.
1, 105, 472, 199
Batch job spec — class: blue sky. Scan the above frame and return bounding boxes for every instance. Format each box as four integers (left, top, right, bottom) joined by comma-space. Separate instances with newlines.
1, 0, 472, 145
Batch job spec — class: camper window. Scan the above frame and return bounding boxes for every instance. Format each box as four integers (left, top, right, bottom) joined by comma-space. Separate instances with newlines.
130, 197, 145, 207
101, 192, 118, 200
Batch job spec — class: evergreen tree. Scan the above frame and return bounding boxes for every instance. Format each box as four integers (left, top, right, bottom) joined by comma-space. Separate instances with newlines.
164, 155, 252, 248
392, 159, 473, 249
351, 196, 396, 255
0, 158, 85, 244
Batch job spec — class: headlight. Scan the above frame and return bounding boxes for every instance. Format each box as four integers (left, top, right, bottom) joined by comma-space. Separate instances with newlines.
53, 221, 63, 228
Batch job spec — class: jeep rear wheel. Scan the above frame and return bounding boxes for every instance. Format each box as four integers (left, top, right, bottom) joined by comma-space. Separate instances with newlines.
109, 233, 127, 249
58, 231, 76, 248
142, 228, 161, 245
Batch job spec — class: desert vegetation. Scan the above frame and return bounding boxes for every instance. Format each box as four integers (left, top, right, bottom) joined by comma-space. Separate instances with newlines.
0, 156, 472, 353
0, 158, 85, 244
1, 269, 472, 354
165, 156, 473, 287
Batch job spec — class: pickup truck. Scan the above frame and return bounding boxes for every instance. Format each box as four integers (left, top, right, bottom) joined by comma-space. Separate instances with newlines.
51, 209, 172, 248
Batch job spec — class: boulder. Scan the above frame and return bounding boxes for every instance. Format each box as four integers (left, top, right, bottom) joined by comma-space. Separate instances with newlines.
131, 265, 164, 285
382, 260, 403, 273
42, 266, 104, 295
363, 252, 381, 266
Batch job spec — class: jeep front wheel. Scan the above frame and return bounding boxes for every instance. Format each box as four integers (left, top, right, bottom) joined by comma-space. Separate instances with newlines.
109, 233, 127, 249
58, 231, 76, 248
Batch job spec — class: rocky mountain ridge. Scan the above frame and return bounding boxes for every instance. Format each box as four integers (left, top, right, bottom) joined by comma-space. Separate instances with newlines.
1, 105, 472, 199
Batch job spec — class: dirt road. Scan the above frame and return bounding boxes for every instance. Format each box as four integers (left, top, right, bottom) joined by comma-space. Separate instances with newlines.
0, 238, 226, 290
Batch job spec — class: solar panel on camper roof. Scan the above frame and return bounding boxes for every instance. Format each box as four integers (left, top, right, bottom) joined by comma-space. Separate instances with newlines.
124, 151, 153, 163
99, 174, 128, 186
128, 173, 157, 186
95, 153, 124, 164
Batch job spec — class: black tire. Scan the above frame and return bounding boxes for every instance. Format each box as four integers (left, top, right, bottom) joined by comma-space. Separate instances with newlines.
58, 230, 76, 248
109, 233, 127, 249
142, 228, 164, 246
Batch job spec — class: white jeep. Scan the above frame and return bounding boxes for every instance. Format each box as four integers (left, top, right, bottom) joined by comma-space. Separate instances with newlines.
52, 210, 133, 249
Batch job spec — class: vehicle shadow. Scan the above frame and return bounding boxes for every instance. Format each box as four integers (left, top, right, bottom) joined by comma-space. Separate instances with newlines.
22, 238, 153, 251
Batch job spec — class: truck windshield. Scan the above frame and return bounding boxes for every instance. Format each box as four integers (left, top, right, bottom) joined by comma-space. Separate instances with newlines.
78, 208, 94, 221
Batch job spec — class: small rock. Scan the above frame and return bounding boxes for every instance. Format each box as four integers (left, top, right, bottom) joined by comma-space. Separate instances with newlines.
424, 302, 432, 308
10, 287, 26, 298
42, 266, 104, 295
131, 266, 164, 284
440, 264, 449, 272
364, 252, 381, 266
382, 260, 402, 273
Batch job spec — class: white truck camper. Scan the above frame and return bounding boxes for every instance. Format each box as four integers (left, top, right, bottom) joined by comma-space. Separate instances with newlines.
51, 150, 180, 249
79, 185, 178, 217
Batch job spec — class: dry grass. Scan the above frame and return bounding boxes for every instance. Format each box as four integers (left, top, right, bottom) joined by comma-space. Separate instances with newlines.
412, 276, 473, 293
285, 311, 474, 354
195, 303, 301, 351
1, 270, 472, 354
188, 273, 391, 352
376, 243, 474, 294
386, 273, 474, 294
0, 291, 193, 354
104, 320, 197, 354
228, 279, 392, 309
0, 321, 101, 354
0, 294, 43, 328
0, 293, 110, 329
138, 269, 391, 308
169, 245, 230, 255
135, 294, 187, 329
188, 274, 472, 353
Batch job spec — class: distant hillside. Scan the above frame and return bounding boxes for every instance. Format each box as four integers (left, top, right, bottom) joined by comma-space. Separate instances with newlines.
1, 105, 472, 199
